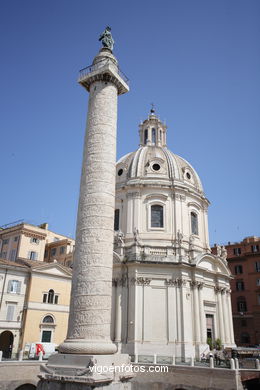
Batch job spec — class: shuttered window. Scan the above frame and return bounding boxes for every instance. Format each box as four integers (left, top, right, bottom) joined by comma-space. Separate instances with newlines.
28, 251, 38, 260
7, 280, 21, 294
10, 249, 16, 261
6, 304, 16, 321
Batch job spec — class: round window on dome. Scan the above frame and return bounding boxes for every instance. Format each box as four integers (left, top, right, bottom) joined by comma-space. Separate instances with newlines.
152, 163, 161, 171
118, 169, 123, 176
186, 172, 191, 179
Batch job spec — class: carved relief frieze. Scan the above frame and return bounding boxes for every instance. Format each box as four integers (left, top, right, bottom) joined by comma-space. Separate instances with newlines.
127, 191, 140, 199
22, 229, 46, 240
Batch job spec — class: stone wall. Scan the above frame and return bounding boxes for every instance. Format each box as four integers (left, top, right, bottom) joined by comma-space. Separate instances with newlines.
0, 361, 249, 390
130, 365, 244, 390
0, 361, 41, 390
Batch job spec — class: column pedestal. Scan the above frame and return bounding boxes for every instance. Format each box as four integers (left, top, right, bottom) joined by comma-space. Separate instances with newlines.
38, 354, 132, 390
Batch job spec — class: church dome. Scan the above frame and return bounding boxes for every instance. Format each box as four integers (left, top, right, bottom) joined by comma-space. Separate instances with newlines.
116, 110, 204, 195
114, 108, 210, 263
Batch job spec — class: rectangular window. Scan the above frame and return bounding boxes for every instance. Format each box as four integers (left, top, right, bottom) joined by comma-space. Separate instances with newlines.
3, 239, 9, 245
255, 262, 260, 272
114, 209, 120, 231
54, 295, 59, 304
236, 280, 244, 291
9, 249, 16, 261
51, 248, 56, 256
237, 301, 247, 312
6, 304, 16, 321
257, 279, 260, 286
60, 246, 65, 255
43, 293, 47, 303
1, 252, 7, 259
7, 280, 21, 294
191, 212, 198, 235
14, 236, 18, 242
41, 330, 52, 342
30, 237, 39, 244
233, 248, 241, 256
206, 314, 215, 341
151, 205, 164, 228
235, 265, 243, 274
251, 245, 259, 253
28, 251, 38, 260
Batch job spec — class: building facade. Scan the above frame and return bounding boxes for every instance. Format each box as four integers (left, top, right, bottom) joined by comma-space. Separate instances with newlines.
213, 236, 260, 347
0, 222, 74, 266
0, 257, 72, 358
111, 110, 235, 360
20, 260, 72, 350
0, 259, 28, 358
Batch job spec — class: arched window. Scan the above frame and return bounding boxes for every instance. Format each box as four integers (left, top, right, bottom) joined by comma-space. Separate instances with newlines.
151, 205, 164, 228
114, 209, 120, 231
43, 289, 59, 304
144, 129, 148, 144
42, 315, 54, 323
48, 289, 54, 304
191, 212, 198, 235
152, 128, 156, 143
159, 130, 162, 141
237, 296, 247, 312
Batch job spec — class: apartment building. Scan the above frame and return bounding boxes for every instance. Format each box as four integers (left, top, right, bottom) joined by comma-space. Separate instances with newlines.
0, 221, 74, 265
212, 236, 260, 346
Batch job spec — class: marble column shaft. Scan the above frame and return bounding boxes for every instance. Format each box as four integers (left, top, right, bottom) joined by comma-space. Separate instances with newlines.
193, 286, 201, 343
60, 78, 118, 354
217, 291, 225, 342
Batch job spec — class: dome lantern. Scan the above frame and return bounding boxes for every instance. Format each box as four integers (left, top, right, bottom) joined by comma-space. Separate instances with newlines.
139, 108, 167, 147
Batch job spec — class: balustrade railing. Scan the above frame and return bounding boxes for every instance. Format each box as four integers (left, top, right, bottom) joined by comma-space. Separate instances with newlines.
78, 59, 129, 85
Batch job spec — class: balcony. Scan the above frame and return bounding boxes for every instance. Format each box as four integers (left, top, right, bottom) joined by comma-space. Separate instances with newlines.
78, 59, 129, 95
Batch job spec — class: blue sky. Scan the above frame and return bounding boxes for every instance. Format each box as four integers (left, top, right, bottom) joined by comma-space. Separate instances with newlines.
1, 0, 259, 245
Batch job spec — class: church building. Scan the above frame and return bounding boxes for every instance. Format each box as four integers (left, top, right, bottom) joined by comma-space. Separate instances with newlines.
112, 108, 235, 361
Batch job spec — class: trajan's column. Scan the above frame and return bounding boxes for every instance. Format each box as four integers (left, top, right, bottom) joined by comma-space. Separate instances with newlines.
38, 27, 131, 390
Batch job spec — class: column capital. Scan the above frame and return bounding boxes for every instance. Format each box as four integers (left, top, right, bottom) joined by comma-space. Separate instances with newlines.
190, 280, 204, 289
112, 276, 127, 287
131, 277, 151, 286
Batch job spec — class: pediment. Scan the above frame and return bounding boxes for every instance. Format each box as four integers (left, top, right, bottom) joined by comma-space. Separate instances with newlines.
195, 254, 231, 276
31, 262, 72, 277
